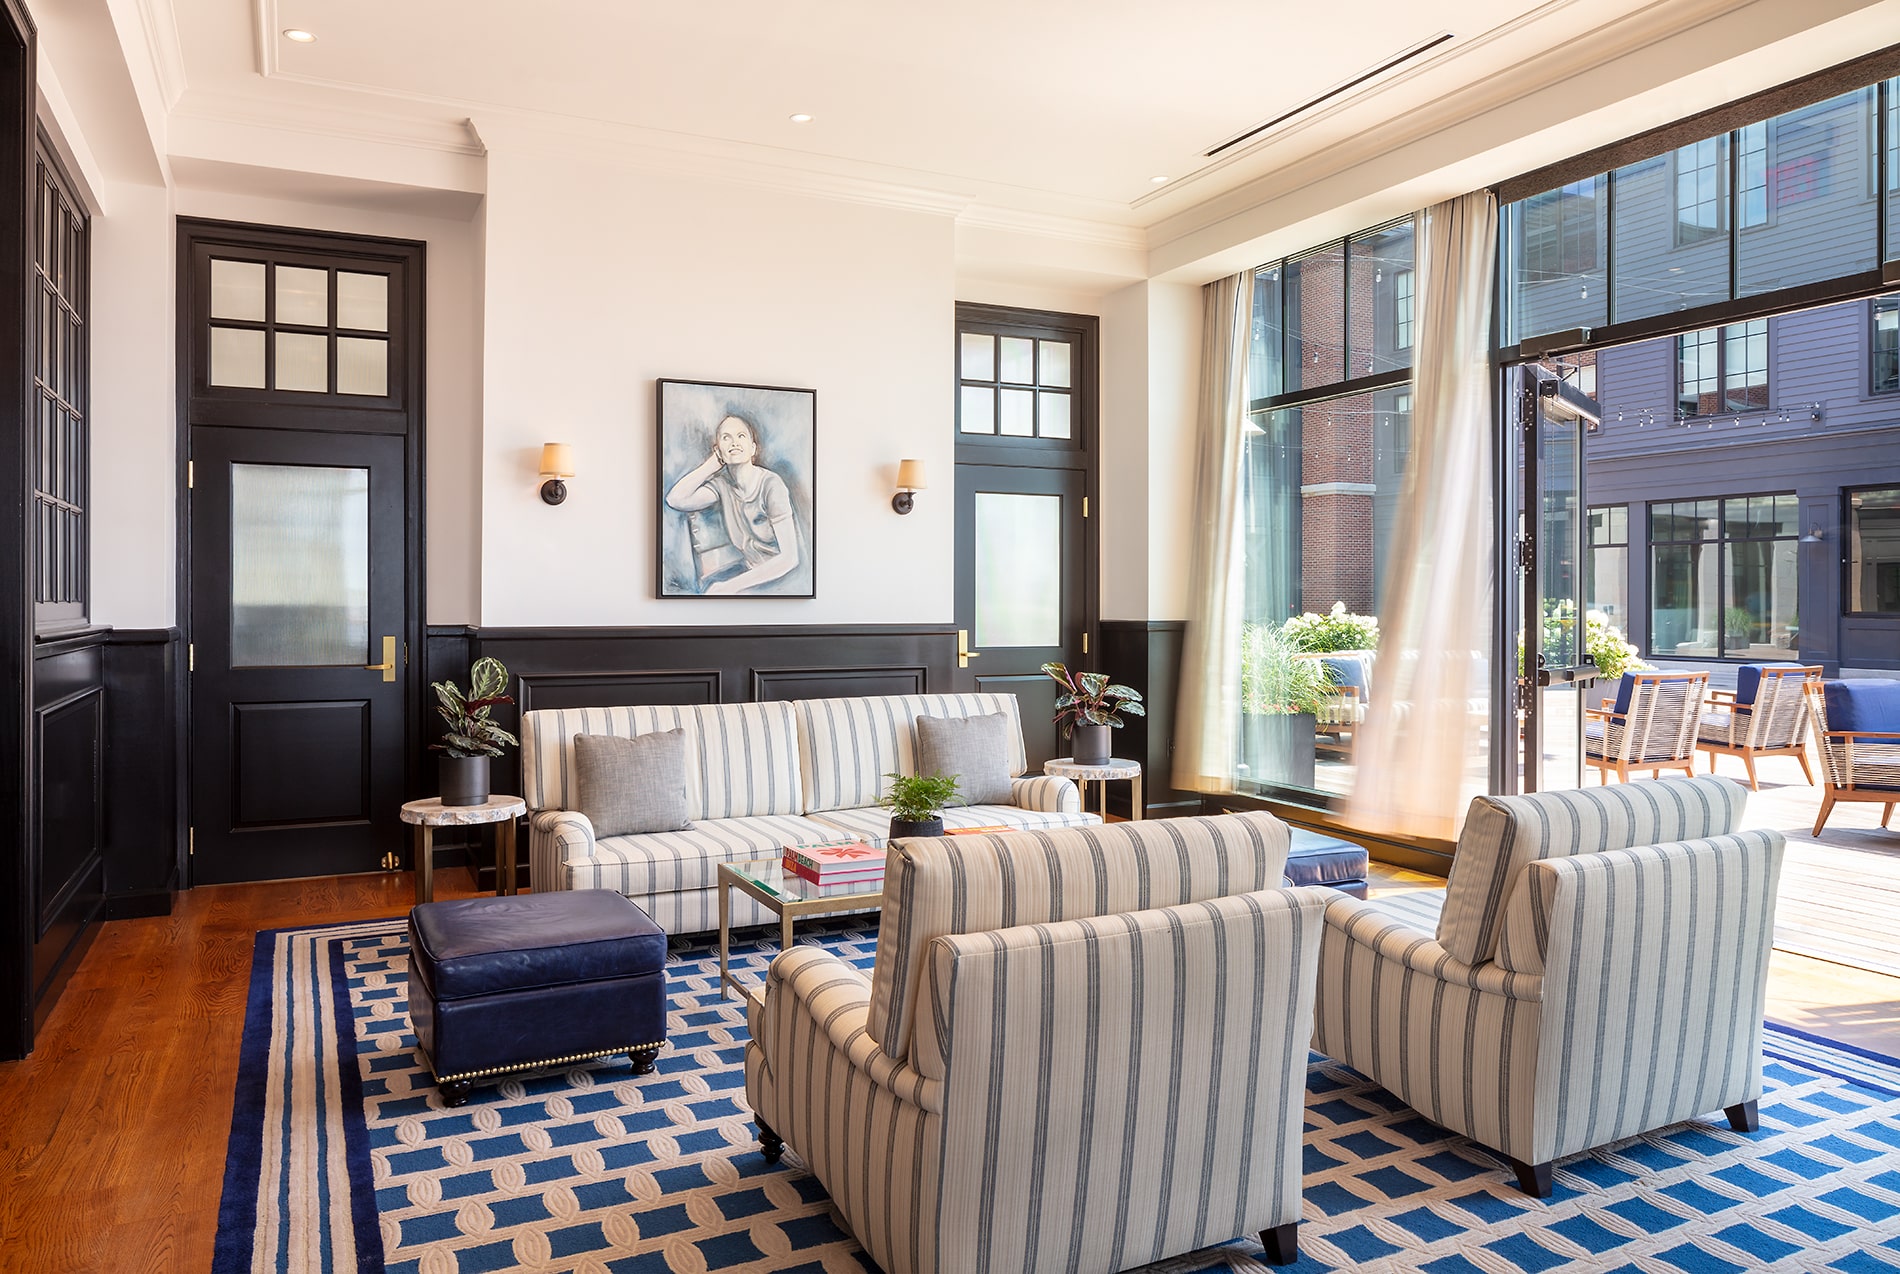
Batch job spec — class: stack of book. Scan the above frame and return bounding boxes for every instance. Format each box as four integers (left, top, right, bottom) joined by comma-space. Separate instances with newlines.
782, 839, 887, 888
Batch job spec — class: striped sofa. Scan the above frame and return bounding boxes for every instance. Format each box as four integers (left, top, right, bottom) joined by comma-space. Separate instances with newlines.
744, 812, 1328, 1272
521, 694, 1098, 933
1312, 775, 1784, 1197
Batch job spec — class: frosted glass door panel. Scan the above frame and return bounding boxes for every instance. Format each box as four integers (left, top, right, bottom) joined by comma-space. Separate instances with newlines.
211, 260, 266, 321
276, 266, 329, 327
337, 272, 389, 331
974, 492, 1061, 647
210, 327, 266, 388
231, 463, 370, 666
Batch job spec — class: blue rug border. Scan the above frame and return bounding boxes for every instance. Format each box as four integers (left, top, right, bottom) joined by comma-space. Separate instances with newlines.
214, 916, 1900, 1271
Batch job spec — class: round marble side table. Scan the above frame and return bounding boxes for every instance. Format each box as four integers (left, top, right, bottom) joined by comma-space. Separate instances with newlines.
400, 795, 526, 904
1042, 757, 1143, 822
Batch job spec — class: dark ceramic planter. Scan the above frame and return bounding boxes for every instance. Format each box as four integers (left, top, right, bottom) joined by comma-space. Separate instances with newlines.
1069, 723, 1113, 765
889, 816, 945, 841
439, 755, 491, 807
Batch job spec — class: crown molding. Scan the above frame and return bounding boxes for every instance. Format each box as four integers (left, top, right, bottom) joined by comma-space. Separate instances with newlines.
133, 0, 189, 110
172, 90, 487, 160
954, 204, 1147, 253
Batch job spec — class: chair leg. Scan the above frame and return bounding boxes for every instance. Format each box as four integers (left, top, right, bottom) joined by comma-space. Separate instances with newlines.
1884, 803, 1895, 830
1797, 750, 1815, 785
1813, 793, 1835, 838
757, 1119, 784, 1163
1509, 1157, 1554, 1198
1741, 754, 1760, 791
1259, 1222, 1298, 1266
1725, 1100, 1759, 1133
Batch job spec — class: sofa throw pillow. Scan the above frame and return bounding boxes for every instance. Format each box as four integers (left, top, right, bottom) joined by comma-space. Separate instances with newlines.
573, 730, 691, 837
914, 713, 1014, 807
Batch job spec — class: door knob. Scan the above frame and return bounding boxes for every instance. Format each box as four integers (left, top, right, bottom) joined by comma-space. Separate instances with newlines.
364, 635, 397, 682
958, 629, 981, 668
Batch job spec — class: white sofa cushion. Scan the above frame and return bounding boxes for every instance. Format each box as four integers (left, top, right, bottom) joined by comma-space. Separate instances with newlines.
521, 701, 803, 820
794, 693, 1029, 814
565, 813, 844, 894
805, 803, 1098, 848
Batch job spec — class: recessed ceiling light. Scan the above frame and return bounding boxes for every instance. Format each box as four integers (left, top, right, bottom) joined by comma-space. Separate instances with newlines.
789, 113, 813, 124
1151, 176, 1170, 185
283, 28, 317, 43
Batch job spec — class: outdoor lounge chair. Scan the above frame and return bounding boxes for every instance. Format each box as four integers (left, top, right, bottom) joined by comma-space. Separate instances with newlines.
1804, 679, 1900, 836
1585, 670, 1708, 783
1697, 663, 1821, 790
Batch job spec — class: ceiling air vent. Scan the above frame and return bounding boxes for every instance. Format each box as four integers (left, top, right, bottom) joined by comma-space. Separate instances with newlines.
1204, 32, 1456, 158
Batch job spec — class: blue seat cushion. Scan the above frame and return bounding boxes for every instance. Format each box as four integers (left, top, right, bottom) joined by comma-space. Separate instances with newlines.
1320, 656, 1371, 697
411, 889, 667, 1002
1285, 827, 1370, 888
1735, 663, 1805, 707
1823, 679, 1900, 740
1609, 672, 1635, 716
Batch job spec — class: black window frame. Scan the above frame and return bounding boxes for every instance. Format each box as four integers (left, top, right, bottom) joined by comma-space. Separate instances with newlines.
1675, 318, 1770, 419
1873, 294, 1899, 395
1845, 484, 1900, 616
1645, 493, 1800, 660
32, 132, 88, 636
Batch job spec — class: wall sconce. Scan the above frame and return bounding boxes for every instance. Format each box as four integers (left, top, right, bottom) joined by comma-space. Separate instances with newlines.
539, 443, 575, 506
1798, 525, 1826, 544
892, 459, 926, 515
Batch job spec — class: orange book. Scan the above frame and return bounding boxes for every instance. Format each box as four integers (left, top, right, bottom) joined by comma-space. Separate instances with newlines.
943, 825, 1010, 836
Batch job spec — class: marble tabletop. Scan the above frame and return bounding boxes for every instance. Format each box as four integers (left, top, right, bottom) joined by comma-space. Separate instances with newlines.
1042, 757, 1142, 780
401, 795, 527, 826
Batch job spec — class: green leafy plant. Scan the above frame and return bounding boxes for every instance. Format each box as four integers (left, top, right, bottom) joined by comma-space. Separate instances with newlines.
1585, 611, 1651, 682
431, 656, 521, 759
1240, 624, 1335, 716
1041, 663, 1146, 733
882, 772, 961, 823
1724, 606, 1755, 646
1281, 601, 1380, 654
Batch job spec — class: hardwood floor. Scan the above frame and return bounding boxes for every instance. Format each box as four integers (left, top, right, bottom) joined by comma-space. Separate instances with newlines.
3, 854, 1894, 1273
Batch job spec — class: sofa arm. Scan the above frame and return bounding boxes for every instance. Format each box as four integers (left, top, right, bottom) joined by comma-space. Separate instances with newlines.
528, 810, 595, 893
754, 946, 942, 1113
1010, 774, 1080, 813
1321, 895, 1541, 1000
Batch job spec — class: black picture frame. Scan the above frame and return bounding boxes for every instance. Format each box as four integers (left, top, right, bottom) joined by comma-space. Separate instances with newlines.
655, 378, 817, 599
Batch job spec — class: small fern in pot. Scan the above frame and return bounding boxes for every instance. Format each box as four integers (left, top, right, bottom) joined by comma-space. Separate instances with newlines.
882, 772, 961, 840
430, 655, 520, 806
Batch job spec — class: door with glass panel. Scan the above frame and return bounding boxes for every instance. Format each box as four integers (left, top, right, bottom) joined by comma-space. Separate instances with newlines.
181, 223, 421, 884
952, 306, 1096, 770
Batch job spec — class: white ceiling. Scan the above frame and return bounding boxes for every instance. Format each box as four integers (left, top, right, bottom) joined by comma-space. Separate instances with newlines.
163, 0, 1672, 222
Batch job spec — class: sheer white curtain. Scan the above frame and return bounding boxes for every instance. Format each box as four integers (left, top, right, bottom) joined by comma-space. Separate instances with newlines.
1174, 274, 1254, 793
1346, 191, 1498, 840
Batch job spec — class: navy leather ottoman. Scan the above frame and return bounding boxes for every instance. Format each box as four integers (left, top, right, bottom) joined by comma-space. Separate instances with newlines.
408, 889, 668, 1107
1284, 828, 1370, 898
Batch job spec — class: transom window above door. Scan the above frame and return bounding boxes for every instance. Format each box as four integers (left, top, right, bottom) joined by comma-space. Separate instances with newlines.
958, 332, 1073, 439
207, 258, 391, 397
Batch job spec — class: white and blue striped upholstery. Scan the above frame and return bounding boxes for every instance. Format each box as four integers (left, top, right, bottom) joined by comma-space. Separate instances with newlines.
866, 811, 1291, 1061
793, 693, 1028, 814
1435, 775, 1745, 965
1312, 777, 1783, 1171
519, 702, 804, 820
746, 816, 1324, 1274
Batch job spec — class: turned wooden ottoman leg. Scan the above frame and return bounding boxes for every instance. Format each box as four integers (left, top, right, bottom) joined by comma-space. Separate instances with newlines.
757, 1119, 784, 1163
628, 1044, 661, 1075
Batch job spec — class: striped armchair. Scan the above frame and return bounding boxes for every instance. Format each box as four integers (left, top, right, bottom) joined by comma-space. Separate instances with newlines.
1697, 663, 1820, 789
1805, 679, 1900, 835
744, 812, 1328, 1271
1312, 776, 1784, 1197
1585, 670, 1708, 783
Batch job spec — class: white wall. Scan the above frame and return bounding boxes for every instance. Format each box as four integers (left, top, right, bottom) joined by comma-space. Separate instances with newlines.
168, 185, 486, 625
476, 123, 957, 627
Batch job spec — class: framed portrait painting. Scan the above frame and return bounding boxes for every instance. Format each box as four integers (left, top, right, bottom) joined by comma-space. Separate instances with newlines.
656, 379, 816, 598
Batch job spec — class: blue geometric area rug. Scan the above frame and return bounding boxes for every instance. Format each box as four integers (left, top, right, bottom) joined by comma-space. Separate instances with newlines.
213, 917, 1900, 1274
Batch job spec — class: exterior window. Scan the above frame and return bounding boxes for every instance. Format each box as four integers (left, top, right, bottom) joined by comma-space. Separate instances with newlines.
1521, 180, 1600, 278
1737, 121, 1770, 228
33, 140, 88, 634
1848, 487, 1900, 614
1676, 319, 1768, 417
1586, 505, 1628, 630
1393, 268, 1414, 350
1874, 296, 1898, 394
1675, 137, 1723, 242
1648, 494, 1798, 659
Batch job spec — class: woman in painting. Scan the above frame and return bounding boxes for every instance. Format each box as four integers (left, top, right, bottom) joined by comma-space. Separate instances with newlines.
664, 412, 800, 594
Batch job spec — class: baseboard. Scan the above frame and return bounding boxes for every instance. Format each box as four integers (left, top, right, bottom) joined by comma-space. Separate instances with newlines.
103, 886, 177, 921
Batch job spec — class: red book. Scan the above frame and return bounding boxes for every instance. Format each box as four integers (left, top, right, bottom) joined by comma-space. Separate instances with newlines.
783, 857, 885, 888
783, 840, 886, 875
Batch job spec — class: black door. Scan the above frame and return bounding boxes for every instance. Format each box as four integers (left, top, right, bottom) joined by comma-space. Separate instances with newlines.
952, 306, 1097, 769
189, 426, 408, 882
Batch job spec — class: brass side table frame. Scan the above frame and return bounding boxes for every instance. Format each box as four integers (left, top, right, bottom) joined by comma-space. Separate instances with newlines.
1042, 757, 1143, 822
716, 858, 883, 1001
399, 795, 525, 904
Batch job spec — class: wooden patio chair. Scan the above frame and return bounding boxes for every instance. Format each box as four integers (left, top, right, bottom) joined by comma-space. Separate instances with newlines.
1298, 650, 1373, 758
1804, 680, 1900, 837
1697, 664, 1822, 790
1584, 671, 1708, 783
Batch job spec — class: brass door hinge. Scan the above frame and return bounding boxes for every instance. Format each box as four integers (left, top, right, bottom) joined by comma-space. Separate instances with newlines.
188, 827, 195, 856
1082, 633, 1089, 655
188, 643, 195, 672
186, 460, 194, 489
1082, 496, 1089, 518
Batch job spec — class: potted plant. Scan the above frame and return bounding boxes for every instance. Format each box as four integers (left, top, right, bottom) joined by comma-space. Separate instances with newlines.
882, 772, 961, 840
1041, 662, 1145, 765
430, 655, 520, 806
1239, 624, 1333, 789
1281, 601, 1380, 654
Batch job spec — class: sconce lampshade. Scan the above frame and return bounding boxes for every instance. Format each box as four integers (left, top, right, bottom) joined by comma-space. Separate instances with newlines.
539, 443, 576, 478
892, 459, 927, 515
539, 443, 575, 506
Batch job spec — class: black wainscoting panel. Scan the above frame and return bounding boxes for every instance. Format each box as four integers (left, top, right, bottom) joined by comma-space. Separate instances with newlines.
232, 700, 372, 826
752, 665, 925, 702
519, 670, 722, 715
102, 629, 181, 918
976, 670, 1062, 771
31, 636, 106, 1023
1099, 621, 1194, 819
